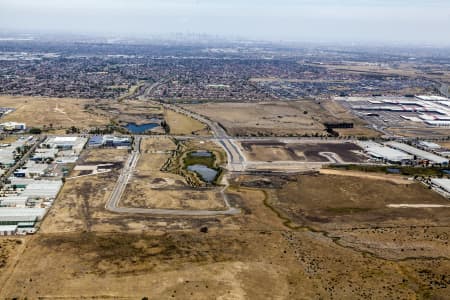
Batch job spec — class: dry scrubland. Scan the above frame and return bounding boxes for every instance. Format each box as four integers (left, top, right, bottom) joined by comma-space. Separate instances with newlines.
186, 100, 379, 137
0, 96, 110, 130
122, 137, 225, 210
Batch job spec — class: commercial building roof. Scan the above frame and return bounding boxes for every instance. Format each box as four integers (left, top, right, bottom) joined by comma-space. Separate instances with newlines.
425, 120, 450, 127
20, 181, 63, 198
0, 207, 46, 221
385, 141, 449, 164
358, 141, 413, 162
0, 196, 28, 207
431, 178, 450, 193
416, 95, 448, 101
54, 136, 78, 142
419, 141, 441, 150
0, 225, 18, 232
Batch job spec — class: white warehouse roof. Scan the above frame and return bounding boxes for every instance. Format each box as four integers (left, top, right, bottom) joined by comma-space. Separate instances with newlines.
358, 141, 413, 162
431, 178, 450, 193
20, 181, 63, 198
0, 207, 46, 221
385, 141, 449, 164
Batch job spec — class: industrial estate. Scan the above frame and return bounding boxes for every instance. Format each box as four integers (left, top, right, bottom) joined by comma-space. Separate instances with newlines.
0, 36, 449, 299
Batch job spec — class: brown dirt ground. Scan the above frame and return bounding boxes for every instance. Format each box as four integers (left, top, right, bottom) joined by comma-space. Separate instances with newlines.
0, 96, 110, 130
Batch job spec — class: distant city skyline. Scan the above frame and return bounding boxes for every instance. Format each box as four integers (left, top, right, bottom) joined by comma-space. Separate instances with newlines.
1, 0, 450, 46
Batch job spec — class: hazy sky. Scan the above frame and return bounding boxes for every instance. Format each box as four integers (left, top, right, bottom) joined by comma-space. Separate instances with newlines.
1, 0, 450, 45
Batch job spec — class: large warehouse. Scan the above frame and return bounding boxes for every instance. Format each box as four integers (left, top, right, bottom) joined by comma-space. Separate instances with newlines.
385, 141, 449, 165
431, 178, 450, 194
358, 141, 413, 163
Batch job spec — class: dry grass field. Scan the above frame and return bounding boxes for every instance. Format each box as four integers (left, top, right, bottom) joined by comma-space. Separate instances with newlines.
164, 109, 209, 136
186, 100, 378, 137
437, 141, 450, 149
0, 96, 110, 130
272, 174, 449, 230
1, 169, 450, 298
85, 99, 164, 126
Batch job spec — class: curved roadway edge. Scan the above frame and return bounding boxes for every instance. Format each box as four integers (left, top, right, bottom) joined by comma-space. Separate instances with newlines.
105, 136, 241, 216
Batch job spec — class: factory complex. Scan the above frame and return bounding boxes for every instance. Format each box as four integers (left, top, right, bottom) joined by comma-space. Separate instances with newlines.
358, 140, 449, 165
0, 136, 87, 235
338, 95, 450, 127
88, 135, 132, 148
430, 178, 450, 196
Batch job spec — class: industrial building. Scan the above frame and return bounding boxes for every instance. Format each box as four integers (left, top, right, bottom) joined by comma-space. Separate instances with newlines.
0, 196, 29, 208
0, 209, 43, 223
88, 135, 132, 148
430, 178, 450, 194
42, 136, 87, 155
385, 141, 449, 165
19, 181, 63, 199
358, 141, 413, 163
0, 121, 26, 131
0, 137, 32, 167
349, 95, 450, 127
0, 225, 18, 235
418, 141, 441, 150
0, 136, 84, 235
31, 148, 58, 161
14, 161, 49, 178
